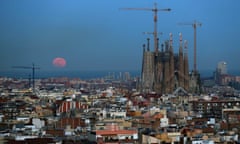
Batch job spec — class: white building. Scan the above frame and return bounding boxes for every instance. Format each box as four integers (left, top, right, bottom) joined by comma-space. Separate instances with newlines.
217, 61, 227, 75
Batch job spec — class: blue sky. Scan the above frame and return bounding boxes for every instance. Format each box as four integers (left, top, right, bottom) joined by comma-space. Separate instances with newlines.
0, 0, 240, 74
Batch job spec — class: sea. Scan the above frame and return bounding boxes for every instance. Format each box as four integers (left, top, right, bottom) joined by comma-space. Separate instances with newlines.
0, 69, 240, 80
0, 70, 141, 80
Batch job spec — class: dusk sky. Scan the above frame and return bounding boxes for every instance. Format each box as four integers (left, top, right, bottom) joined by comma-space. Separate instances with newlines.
0, 0, 240, 74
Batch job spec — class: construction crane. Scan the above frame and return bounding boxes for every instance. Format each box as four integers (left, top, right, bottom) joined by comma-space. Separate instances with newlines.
120, 3, 171, 54
143, 32, 163, 35
12, 63, 40, 92
178, 20, 202, 73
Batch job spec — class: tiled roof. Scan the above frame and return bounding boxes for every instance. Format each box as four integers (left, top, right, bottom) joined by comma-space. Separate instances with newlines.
96, 129, 137, 135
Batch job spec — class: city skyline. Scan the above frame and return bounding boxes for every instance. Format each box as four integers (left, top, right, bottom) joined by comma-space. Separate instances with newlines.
0, 0, 240, 75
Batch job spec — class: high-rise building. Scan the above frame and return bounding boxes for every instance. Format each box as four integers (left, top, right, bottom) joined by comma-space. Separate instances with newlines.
123, 72, 131, 81
217, 61, 227, 75
215, 61, 229, 85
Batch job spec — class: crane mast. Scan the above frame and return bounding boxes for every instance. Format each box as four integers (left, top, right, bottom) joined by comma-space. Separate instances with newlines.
193, 21, 202, 73
178, 20, 202, 73
120, 3, 171, 54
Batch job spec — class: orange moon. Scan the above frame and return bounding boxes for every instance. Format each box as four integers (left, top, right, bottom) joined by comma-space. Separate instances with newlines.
53, 57, 66, 67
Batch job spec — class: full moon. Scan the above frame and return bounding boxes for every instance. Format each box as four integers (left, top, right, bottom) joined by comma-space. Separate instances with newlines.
53, 57, 66, 67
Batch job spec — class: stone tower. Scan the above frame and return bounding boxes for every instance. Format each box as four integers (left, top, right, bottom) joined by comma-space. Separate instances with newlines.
140, 33, 190, 94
